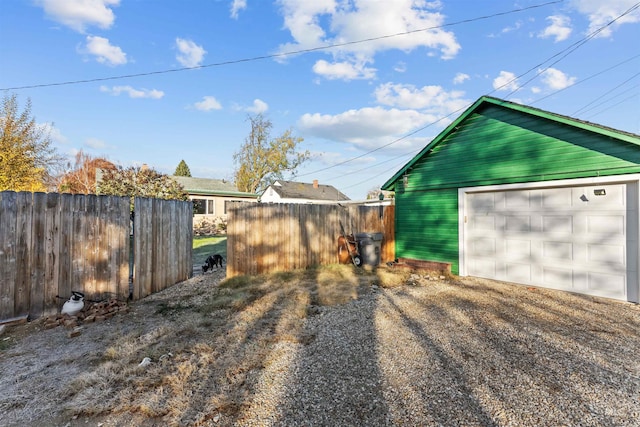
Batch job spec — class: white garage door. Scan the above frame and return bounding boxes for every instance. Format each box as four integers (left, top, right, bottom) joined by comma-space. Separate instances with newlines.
465, 183, 638, 301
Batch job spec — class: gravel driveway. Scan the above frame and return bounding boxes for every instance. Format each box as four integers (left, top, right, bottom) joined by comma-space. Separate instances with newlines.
1, 271, 639, 426
235, 277, 640, 426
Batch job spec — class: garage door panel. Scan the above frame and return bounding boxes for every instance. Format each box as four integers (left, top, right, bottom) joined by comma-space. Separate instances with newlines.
465, 182, 637, 302
470, 237, 496, 255
586, 215, 624, 235
542, 215, 573, 233
587, 244, 625, 265
470, 192, 496, 210
469, 258, 496, 277
472, 215, 496, 231
505, 190, 532, 208
505, 239, 531, 261
505, 215, 531, 232
542, 266, 573, 288
587, 272, 625, 297
542, 241, 573, 260
543, 188, 574, 207
506, 263, 532, 282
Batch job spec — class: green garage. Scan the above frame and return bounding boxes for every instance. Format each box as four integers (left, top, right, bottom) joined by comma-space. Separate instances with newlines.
382, 96, 640, 302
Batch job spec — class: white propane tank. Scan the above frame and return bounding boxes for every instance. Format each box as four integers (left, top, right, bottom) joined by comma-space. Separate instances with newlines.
61, 291, 85, 316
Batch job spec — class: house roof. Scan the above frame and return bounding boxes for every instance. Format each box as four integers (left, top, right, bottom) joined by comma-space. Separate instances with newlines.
172, 176, 258, 198
264, 180, 350, 201
381, 95, 640, 191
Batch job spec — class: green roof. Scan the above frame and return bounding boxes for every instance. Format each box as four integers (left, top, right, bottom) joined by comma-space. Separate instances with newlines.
381, 96, 640, 191
172, 176, 258, 198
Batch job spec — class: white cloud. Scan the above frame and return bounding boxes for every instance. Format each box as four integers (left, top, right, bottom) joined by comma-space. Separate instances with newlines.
539, 67, 576, 90
394, 62, 407, 73
453, 72, 470, 85
85, 137, 110, 149
82, 35, 126, 65
538, 15, 572, 42
374, 83, 467, 113
39, 122, 67, 145
299, 107, 436, 151
194, 96, 223, 111
277, 0, 460, 81
312, 59, 376, 80
37, 0, 119, 32
246, 99, 269, 114
100, 85, 164, 99
175, 38, 206, 68
499, 20, 523, 36
571, 0, 640, 37
230, 0, 247, 19
493, 71, 520, 92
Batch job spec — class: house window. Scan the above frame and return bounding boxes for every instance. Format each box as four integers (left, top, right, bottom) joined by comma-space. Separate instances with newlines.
193, 199, 206, 215
193, 198, 215, 215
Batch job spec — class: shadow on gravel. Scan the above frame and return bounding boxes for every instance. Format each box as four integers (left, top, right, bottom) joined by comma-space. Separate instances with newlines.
373, 277, 640, 426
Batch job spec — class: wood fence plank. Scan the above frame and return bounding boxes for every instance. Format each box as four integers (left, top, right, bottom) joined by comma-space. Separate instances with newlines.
44, 193, 60, 316
58, 194, 73, 311
119, 196, 131, 300
30, 192, 46, 318
14, 192, 31, 317
95, 195, 109, 298
71, 195, 85, 298
0, 192, 18, 320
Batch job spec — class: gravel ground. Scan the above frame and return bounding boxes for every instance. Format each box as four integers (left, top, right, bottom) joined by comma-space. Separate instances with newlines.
1, 270, 639, 426
234, 279, 640, 427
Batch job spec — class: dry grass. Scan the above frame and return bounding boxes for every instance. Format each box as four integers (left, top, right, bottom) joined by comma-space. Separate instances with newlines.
50, 265, 420, 425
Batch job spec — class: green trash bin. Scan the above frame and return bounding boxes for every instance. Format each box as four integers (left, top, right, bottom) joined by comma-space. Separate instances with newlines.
355, 232, 384, 266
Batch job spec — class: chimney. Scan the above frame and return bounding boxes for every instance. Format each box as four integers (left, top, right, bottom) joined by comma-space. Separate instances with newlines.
313, 179, 318, 189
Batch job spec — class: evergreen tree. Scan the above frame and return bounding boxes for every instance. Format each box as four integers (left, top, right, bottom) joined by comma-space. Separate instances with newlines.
174, 159, 192, 177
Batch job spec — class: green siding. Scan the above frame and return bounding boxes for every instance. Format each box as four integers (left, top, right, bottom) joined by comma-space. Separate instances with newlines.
389, 99, 640, 274
395, 188, 459, 273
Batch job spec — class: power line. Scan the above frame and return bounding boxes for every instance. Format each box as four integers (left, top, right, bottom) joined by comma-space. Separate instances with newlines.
529, 54, 640, 106
584, 92, 640, 121
1, 0, 563, 91
502, 2, 640, 99
572, 72, 640, 116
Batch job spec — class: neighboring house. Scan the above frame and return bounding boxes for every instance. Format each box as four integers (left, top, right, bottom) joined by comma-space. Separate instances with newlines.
382, 95, 640, 303
172, 176, 258, 224
260, 180, 350, 204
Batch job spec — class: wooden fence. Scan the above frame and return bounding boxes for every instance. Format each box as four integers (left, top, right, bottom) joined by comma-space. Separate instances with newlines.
131, 197, 193, 300
0, 192, 192, 322
226, 202, 394, 277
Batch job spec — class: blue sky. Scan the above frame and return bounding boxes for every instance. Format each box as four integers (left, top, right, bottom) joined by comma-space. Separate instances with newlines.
1, 0, 639, 199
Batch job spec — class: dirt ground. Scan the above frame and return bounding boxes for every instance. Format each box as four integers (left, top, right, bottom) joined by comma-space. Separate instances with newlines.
0, 266, 227, 427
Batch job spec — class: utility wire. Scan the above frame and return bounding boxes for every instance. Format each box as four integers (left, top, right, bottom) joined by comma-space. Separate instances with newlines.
572, 72, 640, 116
1, 0, 563, 91
584, 92, 640, 121
502, 1, 640, 99
529, 54, 640, 106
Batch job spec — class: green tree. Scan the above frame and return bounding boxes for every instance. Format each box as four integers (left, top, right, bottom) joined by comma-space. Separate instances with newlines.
174, 159, 192, 177
233, 114, 309, 194
0, 93, 63, 192
97, 165, 188, 210
58, 150, 117, 194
